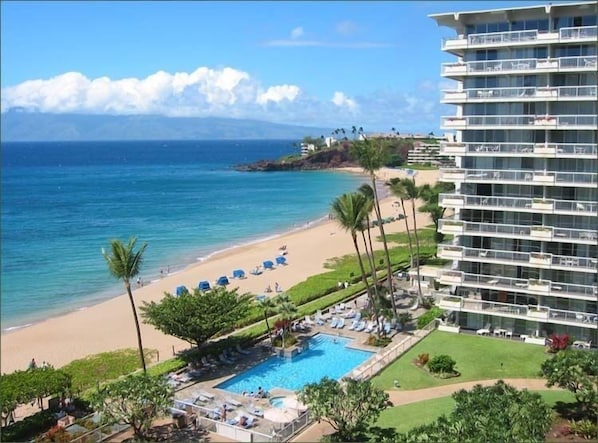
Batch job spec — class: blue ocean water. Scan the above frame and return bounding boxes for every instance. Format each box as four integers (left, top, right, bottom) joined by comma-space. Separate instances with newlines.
1, 140, 366, 331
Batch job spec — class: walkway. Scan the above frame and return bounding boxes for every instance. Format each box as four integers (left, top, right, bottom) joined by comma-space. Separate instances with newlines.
291, 378, 562, 442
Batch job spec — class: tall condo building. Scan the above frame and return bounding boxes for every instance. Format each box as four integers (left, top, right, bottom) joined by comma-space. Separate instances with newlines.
429, 2, 597, 344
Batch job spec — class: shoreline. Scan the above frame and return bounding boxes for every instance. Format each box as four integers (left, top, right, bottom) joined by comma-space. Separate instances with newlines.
1, 167, 439, 374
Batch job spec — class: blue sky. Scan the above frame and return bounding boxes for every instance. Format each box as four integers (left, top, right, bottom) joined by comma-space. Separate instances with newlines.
0, 1, 567, 132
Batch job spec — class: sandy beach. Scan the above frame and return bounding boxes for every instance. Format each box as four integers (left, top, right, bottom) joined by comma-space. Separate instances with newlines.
1, 168, 439, 374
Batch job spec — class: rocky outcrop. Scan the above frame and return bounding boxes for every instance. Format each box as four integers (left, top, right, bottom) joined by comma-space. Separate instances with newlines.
234, 144, 358, 171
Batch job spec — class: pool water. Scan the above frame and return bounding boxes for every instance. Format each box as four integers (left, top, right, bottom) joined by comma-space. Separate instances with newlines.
216, 333, 373, 394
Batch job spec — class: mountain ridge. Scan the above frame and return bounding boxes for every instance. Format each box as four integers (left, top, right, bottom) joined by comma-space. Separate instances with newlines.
0, 111, 333, 141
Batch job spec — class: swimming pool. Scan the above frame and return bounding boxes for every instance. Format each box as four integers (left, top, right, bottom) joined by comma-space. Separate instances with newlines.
216, 333, 373, 394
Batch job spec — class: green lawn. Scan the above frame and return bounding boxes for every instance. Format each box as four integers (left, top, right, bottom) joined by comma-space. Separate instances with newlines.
372, 330, 549, 390
375, 390, 576, 434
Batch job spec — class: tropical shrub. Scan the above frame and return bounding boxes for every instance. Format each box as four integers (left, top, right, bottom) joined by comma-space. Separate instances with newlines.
547, 333, 570, 353
416, 353, 429, 367
416, 306, 444, 329
428, 355, 456, 374
569, 419, 598, 439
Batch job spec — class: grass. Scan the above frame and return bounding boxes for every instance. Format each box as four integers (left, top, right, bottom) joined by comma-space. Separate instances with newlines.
372, 330, 549, 390
375, 390, 576, 434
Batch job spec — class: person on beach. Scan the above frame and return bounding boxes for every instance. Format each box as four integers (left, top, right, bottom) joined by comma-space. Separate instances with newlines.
275, 282, 282, 293
265, 284, 272, 293
136, 277, 141, 287
28, 358, 37, 369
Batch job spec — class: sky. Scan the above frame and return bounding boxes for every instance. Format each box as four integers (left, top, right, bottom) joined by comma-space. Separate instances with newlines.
0, 0, 571, 133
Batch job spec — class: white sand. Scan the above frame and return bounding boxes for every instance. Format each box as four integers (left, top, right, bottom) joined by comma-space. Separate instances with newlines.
1, 168, 439, 374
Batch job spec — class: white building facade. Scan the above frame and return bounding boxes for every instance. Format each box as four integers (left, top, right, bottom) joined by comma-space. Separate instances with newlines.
430, 2, 597, 343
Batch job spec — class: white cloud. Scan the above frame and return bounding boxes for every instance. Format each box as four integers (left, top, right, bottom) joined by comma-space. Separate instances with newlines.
331, 91, 357, 110
335, 20, 358, 36
1, 67, 446, 133
290, 26, 304, 40
256, 85, 300, 105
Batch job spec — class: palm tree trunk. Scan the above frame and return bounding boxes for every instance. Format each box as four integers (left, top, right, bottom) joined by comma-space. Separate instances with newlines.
409, 194, 423, 301
361, 224, 379, 295
264, 311, 273, 348
352, 235, 381, 336
370, 176, 398, 318
400, 198, 421, 303
125, 282, 147, 373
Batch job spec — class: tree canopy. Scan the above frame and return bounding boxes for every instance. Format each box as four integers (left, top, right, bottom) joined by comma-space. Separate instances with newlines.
298, 377, 390, 442
541, 349, 597, 417
89, 374, 173, 439
141, 286, 252, 349
397, 380, 552, 442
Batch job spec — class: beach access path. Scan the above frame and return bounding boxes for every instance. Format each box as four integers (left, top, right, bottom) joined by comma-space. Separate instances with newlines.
1, 167, 440, 374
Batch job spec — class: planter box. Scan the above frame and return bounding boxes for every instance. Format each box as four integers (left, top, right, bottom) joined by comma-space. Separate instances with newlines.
531, 201, 553, 211
529, 254, 551, 266
533, 174, 555, 184
528, 282, 550, 293
536, 88, 557, 97
534, 146, 556, 155
438, 324, 461, 333
442, 223, 464, 234
440, 247, 463, 259
536, 59, 558, 69
439, 272, 463, 285
524, 336, 547, 345
443, 197, 465, 207
530, 228, 553, 239
438, 298, 463, 310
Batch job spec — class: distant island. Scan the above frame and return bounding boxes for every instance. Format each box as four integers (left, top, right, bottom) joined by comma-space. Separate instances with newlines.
0, 110, 332, 142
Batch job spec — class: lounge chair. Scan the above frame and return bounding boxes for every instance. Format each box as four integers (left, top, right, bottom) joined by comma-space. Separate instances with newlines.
219, 354, 233, 365
348, 319, 359, 330
330, 317, 339, 328
200, 356, 216, 369
383, 322, 391, 335
355, 320, 366, 332
365, 321, 376, 333
243, 416, 255, 428
336, 318, 346, 329
304, 315, 315, 326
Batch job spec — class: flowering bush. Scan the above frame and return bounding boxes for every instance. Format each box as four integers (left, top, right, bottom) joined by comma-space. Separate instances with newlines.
547, 333, 570, 353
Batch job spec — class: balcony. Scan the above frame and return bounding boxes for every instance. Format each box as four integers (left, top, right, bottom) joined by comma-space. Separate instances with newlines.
441, 26, 597, 54
438, 244, 598, 274
436, 295, 597, 328
439, 142, 597, 158
450, 271, 598, 300
438, 219, 598, 245
441, 55, 598, 77
438, 168, 597, 187
439, 270, 464, 285
441, 114, 598, 130
441, 85, 597, 103
439, 193, 598, 216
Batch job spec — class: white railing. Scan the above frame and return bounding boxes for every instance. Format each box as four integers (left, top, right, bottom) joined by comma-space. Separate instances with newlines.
441, 55, 598, 76
440, 142, 597, 157
438, 218, 598, 243
440, 295, 597, 325
439, 168, 597, 185
451, 271, 597, 299
441, 26, 597, 50
438, 243, 598, 272
439, 193, 598, 215
441, 115, 598, 128
442, 85, 597, 101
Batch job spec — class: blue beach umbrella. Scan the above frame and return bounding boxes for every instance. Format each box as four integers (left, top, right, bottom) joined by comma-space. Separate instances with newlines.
175, 285, 188, 296
198, 281, 211, 291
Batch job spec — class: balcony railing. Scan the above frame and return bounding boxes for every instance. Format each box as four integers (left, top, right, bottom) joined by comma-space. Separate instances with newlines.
437, 244, 598, 273
437, 295, 597, 326
439, 142, 597, 157
441, 115, 598, 129
441, 26, 597, 51
450, 271, 597, 299
438, 168, 597, 186
438, 218, 598, 243
441, 55, 598, 76
438, 193, 598, 215
441, 85, 597, 102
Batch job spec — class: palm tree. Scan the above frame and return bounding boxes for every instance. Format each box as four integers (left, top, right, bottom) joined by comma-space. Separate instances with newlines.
389, 178, 423, 302
102, 237, 148, 373
275, 294, 298, 348
331, 192, 381, 334
258, 297, 276, 348
351, 136, 396, 314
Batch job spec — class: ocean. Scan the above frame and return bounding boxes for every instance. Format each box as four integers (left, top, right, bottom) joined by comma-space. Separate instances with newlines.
1, 140, 367, 332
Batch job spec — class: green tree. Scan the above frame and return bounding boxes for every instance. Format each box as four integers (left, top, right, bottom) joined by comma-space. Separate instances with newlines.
90, 374, 173, 439
298, 377, 390, 442
274, 293, 298, 348
419, 181, 454, 243
141, 286, 252, 349
257, 296, 276, 348
428, 354, 456, 374
541, 349, 598, 417
398, 381, 552, 443
331, 192, 380, 334
388, 178, 423, 302
102, 237, 148, 373
351, 135, 396, 317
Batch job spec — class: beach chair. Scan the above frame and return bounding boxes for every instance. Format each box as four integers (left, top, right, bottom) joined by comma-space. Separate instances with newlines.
330, 317, 339, 328
348, 319, 359, 330
365, 321, 376, 333
355, 320, 366, 332
304, 315, 315, 326
336, 318, 345, 329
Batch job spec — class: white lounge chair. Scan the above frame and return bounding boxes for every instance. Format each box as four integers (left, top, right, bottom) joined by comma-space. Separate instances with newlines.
355, 320, 366, 332
330, 317, 339, 328
348, 319, 359, 330
337, 318, 345, 329
304, 315, 315, 326
365, 321, 376, 333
